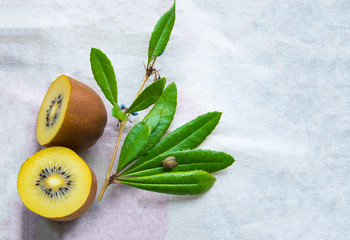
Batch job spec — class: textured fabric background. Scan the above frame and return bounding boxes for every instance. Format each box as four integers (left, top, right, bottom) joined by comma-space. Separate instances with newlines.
1, 0, 349, 239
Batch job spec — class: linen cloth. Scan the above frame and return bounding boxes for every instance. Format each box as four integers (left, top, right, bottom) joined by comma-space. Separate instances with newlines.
1, 0, 349, 239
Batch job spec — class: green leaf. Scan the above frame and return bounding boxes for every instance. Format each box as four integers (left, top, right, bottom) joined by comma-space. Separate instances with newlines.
148, 2, 176, 64
117, 122, 151, 172
140, 82, 177, 155
122, 150, 235, 177
119, 170, 215, 195
122, 111, 222, 175
90, 48, 118, 106
111, 104, 127, 121
126, 77, 166, 114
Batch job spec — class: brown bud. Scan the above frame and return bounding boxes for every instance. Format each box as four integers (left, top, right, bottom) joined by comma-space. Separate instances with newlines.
161, 156, 178, 170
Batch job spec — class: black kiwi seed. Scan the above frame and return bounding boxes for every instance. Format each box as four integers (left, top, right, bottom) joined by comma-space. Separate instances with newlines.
61, 172, 65, 175
66, 175, 70, 178
65, 187, 69, 190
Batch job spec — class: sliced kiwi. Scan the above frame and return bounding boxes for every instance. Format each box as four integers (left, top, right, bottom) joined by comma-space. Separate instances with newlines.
17, 147, 97, 221
36, 75, 107, 151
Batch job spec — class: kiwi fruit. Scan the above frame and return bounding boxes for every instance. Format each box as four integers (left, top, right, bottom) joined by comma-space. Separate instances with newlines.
36, 75, 107, 151
17, 147, 97, 221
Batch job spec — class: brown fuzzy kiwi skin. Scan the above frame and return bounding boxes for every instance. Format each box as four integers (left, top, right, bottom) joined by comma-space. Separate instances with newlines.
49, 167, 97, 221
42, 76, 107, 151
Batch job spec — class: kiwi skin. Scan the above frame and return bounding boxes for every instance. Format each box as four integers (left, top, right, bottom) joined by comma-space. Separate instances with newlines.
41, 76, 107, 151
49, 167, 97, 221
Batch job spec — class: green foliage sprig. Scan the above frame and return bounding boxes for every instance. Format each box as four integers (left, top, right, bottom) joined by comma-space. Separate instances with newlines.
90, 1, 235, 201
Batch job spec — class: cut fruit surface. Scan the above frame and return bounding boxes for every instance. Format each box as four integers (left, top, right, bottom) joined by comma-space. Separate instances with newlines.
36, 75, 107, 151
37, 75, 70, 145
17, 147, 97, 221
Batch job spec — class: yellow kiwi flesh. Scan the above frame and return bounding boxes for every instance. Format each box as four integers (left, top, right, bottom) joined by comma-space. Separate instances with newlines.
37, 76, 70, 145
37, 75, 107, 151
17, 147, 97, 221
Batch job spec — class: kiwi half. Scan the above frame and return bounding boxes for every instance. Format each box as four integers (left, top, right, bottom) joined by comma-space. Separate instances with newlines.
17, 147, 97, 221
36, 75, 107, 151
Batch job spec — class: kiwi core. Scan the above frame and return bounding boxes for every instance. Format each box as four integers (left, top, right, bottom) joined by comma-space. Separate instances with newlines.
47, 176, 62, 187
47, 95, 62, 127
35, 165, 73, 198
37, 75, 70, 145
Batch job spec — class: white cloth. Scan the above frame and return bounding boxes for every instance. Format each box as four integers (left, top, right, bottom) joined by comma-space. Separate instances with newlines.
1, 0, 349, 239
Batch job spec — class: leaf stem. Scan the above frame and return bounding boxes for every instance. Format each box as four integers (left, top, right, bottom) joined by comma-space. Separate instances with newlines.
97, 58, 157, 201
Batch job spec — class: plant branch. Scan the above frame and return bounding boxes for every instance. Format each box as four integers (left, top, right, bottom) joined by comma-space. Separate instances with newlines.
97, 58, 157, 201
